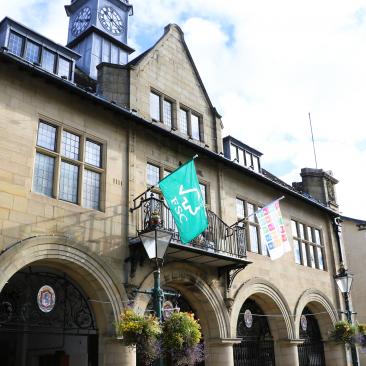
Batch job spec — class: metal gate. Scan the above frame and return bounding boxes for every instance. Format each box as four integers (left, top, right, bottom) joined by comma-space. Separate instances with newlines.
234, 299, 275, 366
0, 267, 98, 366
298, 306, 326, 366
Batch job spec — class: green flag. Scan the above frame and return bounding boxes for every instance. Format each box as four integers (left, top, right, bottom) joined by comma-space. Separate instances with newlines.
159, 159, 208, 244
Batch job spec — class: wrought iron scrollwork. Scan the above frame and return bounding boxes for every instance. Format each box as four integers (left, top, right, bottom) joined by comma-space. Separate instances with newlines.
0, 270, 96, 333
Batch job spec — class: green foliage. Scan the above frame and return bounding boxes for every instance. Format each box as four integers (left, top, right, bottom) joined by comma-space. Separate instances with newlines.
329, 320, 356, 344
115, 308, 161, 346
161, 312, 202, 351
115, 309, 162, 365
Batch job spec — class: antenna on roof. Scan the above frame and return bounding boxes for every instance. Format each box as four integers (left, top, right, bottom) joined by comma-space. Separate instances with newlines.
308, 112, 318, 169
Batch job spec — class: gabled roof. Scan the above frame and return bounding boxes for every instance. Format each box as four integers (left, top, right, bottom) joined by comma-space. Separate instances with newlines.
128, 24, 222, 120
0, 44, 339, 218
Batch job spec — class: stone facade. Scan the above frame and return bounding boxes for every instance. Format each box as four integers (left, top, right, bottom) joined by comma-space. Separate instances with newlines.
0, 14, 351, 366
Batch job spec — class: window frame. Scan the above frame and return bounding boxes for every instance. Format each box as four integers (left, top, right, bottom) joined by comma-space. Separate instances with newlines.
32, 118, 106, 211
178, 103, 204, 142
146, 161, 209, 207
291, 219, 326, 270
7, 30, 73, 81
230, 143, 261, 172
236, 197, 268, 256
149, 89, 176, 128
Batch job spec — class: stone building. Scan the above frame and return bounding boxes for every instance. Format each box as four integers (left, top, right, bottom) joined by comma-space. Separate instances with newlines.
0, 1, 353, 365
341, 216, 366, 366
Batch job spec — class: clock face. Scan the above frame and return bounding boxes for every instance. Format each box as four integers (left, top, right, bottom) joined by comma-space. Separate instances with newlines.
98, 6, 125, 35
72, 7, 91, 37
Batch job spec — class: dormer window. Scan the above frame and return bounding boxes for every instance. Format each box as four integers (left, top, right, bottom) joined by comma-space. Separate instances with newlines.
24, 40, 40, 63
42, 49, 56, 73
58, 57, 71, 80
1, 18, 79, 83
231, 144, 260, 172
223, 136, 262, 173
8, 31, 24, 56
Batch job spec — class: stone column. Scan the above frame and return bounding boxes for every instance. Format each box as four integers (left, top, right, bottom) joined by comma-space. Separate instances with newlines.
101, 338, 136, 366
205, 338, 241, 366
274, 339, 302, 366
323, 341, 347, 366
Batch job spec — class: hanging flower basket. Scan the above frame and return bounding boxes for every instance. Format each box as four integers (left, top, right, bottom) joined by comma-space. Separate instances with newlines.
355, 324, 366, 351
329, 321, 356, 344
115, 309, 161, 365
161, 312, 205, 366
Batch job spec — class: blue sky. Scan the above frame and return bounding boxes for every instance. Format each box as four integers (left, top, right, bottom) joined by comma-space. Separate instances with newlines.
1, 0, 366, 219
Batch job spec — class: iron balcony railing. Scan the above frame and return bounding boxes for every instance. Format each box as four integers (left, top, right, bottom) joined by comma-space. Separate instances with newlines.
130, 192, 247, 259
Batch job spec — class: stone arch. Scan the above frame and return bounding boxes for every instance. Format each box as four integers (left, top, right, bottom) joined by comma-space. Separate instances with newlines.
0, 234, 126, 330
134, 262, 230, 339
231, 277, 294, 340
294, 288, 338, 340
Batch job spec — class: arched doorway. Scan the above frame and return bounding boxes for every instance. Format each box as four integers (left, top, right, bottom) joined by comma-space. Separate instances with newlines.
298, 306, 326, 366
234, 298, 275, 366
0, 266, 98, 366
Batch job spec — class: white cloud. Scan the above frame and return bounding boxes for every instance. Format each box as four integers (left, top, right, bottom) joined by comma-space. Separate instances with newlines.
1, 0, 366, 218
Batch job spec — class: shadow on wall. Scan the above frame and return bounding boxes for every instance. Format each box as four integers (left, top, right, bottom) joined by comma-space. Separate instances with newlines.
0, 203, 131, 259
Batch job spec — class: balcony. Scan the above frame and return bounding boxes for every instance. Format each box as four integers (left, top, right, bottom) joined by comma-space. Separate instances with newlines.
129, 193, 251, 269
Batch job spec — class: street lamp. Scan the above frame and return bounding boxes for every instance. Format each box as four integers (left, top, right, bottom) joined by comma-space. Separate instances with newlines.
334, 264, 358, 366
139, 223, 173, 366
140, 227, 173, 321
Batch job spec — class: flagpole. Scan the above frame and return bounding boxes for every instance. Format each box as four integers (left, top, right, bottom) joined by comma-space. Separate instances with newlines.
233, 196, 285, 226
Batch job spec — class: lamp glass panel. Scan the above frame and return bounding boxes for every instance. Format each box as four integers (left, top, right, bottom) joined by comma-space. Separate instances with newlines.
335, 275, 352, 294
156, 231, 172, 259
141, 234, 157, 259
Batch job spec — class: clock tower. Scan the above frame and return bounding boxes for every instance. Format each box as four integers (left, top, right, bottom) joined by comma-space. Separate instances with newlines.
65, 0, 134, 79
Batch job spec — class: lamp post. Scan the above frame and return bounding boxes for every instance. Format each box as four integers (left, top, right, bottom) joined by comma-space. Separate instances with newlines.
140, 228, 172, 320
140, 222, 173, 366
334, 264, 358, 366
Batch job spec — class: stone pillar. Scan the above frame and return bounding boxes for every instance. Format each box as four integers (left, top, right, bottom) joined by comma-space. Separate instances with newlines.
205, 338, 241, 366
101, 338, 136, 366
275, 340, 301, 366
323, 341, 348, 366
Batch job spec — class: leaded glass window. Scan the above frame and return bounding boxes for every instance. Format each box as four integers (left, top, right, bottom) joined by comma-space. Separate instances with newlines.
83, 170, 101, 210
85, 140, 102, 167
291, 220, 326, 270
24, 40, 40, 63
42, 49, 56, 73
59, 161, 79, 203
150, 92, 160, 121
58, 57, 71, 79
163, 100, 172, 128
37, 122, 57, 151
33, 153, 55, 196
199, 183, 206, 205
147, 163, 160, 186
8, 32, 24, 57
191, 114, 200, 141
61, 131, 80, 160
33, 121, 104, 210
179, 109, 188, 134
236, 198, 266, 256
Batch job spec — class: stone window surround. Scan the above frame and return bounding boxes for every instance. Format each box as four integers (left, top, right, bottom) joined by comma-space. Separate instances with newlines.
33, 117, 106, 211
291, 218, 326, 271
149, 88, 204, 143
146, 161, 209, 207
7, 29, 73, 80
236, 197, 268, 257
